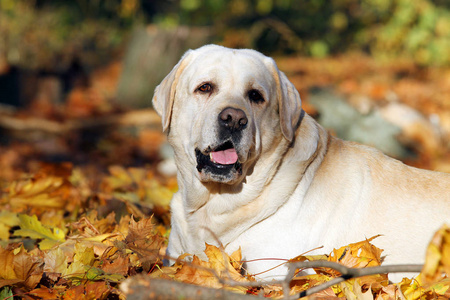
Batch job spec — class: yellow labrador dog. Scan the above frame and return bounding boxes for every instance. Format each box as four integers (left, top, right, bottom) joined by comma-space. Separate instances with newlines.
153, 44, 450, 281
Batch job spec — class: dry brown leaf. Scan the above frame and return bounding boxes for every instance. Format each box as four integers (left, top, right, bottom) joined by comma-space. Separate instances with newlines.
175, 255, 221, 288
0, 246, 44, 290
123, 216, 164, 271
101, 255, 129, 276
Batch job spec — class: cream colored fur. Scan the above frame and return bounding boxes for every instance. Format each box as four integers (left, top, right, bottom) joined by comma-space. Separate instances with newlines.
152, 44, 450, 282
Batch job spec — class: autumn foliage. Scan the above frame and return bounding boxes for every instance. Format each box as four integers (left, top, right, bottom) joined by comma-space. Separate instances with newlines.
0, 160, 447, 299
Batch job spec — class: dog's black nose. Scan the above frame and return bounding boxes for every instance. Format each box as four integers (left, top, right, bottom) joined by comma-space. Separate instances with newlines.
218, 107, 248, 132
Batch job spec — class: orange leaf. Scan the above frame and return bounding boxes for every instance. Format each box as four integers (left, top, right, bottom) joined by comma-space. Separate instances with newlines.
29, 287, 60, 298
175, 255, 221, 288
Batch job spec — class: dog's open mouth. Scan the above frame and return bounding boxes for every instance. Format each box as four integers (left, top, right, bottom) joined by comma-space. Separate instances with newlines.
196, 141, 242, 179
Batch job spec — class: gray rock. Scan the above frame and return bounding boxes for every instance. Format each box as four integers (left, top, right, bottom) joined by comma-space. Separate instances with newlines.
309, 88, 413, 158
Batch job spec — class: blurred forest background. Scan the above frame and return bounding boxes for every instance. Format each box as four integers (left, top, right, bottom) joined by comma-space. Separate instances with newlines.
1, 0, 450, 186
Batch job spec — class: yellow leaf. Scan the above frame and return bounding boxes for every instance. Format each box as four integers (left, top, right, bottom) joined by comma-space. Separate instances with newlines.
421, 225, 450, 283
0, 247, 18, 280
289, 274, 333, 296
145, 179, 174, 207
82, 233, 120, 243
64, 260, 86, 278
0, 211, 20, 228
289, 254, 329, 263
6, 176, 66, 209
430, 281, 450, 296
205, 244, 228, 272
105, 166, 135, 190
204, 244, 248, 284
0, 223, 10, 241
14, 214, 65, 250
229, 247, 243, 270
44, 248, 68, 281
421, 243, 441, 279
73, 243, 95, 266
342, 280, 373, 300
329, 235, 383, 270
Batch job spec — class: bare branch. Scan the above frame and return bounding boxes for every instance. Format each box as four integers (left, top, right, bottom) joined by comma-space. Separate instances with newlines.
120, 276, 259, 300
284, 261, 423, 299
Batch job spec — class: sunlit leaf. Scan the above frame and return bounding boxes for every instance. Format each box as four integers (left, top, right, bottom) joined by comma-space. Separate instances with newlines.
14, 214, 65, 250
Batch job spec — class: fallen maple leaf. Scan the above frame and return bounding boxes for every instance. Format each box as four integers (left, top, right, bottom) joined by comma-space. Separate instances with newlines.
328, 235, 383, 271
100, 254, 129, 276
112, 216, 164, 272
0, 246, 44, 290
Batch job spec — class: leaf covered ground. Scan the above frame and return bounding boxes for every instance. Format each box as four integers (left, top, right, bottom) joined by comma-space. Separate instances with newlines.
0, 162, 449, 299
0, 54, 449, 299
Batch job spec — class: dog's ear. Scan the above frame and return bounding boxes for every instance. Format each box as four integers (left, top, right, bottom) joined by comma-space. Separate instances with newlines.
266, 58, 302, 142
152, 50, 193, 132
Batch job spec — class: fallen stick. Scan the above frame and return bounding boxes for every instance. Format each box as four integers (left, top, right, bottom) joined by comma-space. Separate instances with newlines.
120, 276, 259, 300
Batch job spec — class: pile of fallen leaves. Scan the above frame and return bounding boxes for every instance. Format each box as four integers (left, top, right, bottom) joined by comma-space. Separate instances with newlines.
0, 163, 449, 299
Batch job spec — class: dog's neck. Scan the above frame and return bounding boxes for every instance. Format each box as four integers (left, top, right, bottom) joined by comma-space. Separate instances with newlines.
172, 114, 328, 247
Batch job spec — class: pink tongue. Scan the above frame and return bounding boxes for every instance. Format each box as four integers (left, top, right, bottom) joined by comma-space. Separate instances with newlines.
210, 148, 238, 165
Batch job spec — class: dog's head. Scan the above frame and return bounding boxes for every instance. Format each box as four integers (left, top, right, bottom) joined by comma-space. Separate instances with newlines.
153, 45, 302, 185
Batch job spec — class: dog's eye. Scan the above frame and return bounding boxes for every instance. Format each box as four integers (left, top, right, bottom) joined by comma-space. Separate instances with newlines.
196, 83, 213, 93
248, 89, 264, 104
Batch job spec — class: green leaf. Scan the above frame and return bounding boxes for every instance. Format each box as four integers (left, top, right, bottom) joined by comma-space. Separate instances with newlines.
0, 286, 13, 299
14, 214, 65, 250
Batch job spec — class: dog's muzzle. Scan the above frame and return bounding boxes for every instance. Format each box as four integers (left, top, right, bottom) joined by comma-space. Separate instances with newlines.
195, 107, 248, 184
